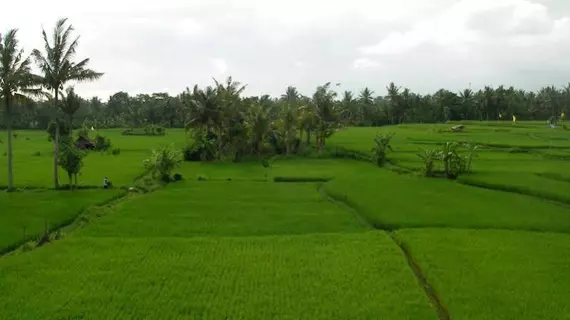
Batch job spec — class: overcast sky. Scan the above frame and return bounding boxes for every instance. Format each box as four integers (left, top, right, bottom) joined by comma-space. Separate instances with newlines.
3, 0, 570, 100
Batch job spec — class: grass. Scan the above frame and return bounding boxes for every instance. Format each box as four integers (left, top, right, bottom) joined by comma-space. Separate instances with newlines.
323, 162, 570, 232
0, 129, 188, 188
398, 228, 570, 319
81, 180, 365, 238
0, 232, 434, 319
3, 122, 570, 319
0, 189, 124, 254
329, 123, 570, 206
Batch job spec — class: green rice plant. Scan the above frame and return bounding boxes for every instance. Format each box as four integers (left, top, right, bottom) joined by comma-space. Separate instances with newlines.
399, 229, 570, 319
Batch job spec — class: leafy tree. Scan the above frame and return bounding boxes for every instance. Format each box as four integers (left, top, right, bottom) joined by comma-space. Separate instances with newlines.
58, 139, 85, 190
0, 29, 40, 191
32, 18, 103, 189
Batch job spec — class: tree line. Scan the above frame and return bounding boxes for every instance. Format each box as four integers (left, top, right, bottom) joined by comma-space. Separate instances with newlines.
2, 18, 569, 191
3, 81, 570, 131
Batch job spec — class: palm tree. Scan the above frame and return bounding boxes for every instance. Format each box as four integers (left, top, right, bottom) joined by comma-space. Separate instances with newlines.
32, 18, 103, 189
312, 82, 340, 150
0, 29, 40, 191
61, 86, 81, 136
281, 86, 299, 102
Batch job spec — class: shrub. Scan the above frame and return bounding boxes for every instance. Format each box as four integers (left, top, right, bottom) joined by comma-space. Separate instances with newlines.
440, 142, 465, 179
12, 132, 18, 139
417, 149, 439, 177
122, 125, 166, 136
94, 134, 112, 152
172, 173, 183, 181
111, 148, 121, 156
121, 129, 134, 135
196, 174, 208, 181
144, 145, 182, 182
32, 151, 41, 157
371, 133, 395, 167
184, 129, 216, 161
76, 126, 90, 140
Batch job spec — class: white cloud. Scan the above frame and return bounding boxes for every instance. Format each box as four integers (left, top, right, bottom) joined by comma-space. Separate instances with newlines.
352, 58, 382, 70
2, 0, 569, 98
211, 58, 228, 75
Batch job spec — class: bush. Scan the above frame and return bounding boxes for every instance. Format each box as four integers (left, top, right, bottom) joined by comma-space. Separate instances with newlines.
172, 173, 183, 181
417, 149, 439, 177
111, 148, 121, 156
183, 145, 201, 161
144, 145, 182, 182
122, 125, 166, 136
121, 129, 134, 135
94, 134, 112, 152
32, 151, 41, 157
196, 174, 208, 181
76, 126, 90, 140
183, 129, 216, 161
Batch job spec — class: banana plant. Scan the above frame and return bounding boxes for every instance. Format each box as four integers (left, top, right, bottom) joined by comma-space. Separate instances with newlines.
417, 148, 440, 177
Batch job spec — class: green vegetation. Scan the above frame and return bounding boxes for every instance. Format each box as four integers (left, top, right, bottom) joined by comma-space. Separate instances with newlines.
3, 15, 570, 320
0, 232, 434, 319
0, 189, 123, 253
81, 181, 365, 238
398, 229, 570, 319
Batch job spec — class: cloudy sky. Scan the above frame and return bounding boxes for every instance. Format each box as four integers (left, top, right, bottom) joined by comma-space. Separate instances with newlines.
3, 0, 570, 99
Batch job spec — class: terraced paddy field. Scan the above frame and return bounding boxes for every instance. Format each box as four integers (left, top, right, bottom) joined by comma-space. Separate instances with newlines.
2, 122, 570, 319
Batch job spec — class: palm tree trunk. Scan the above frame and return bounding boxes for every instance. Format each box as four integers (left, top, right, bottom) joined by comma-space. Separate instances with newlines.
53, 90, 60, 189
68, 114, 73, 137
6, 105, 14, 192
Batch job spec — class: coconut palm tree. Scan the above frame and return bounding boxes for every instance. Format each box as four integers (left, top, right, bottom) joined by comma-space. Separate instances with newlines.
61, 86, 81, 136
0, 29, 41, 191
32, 18, 103, 189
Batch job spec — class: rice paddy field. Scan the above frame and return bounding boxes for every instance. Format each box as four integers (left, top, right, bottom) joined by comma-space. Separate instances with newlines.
1, 121, 570, 319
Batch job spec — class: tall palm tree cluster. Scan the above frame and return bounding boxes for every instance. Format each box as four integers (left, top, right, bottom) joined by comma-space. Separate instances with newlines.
181, 80, 342, 162
5, 82, 570, 132
0, 18, 102, 191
